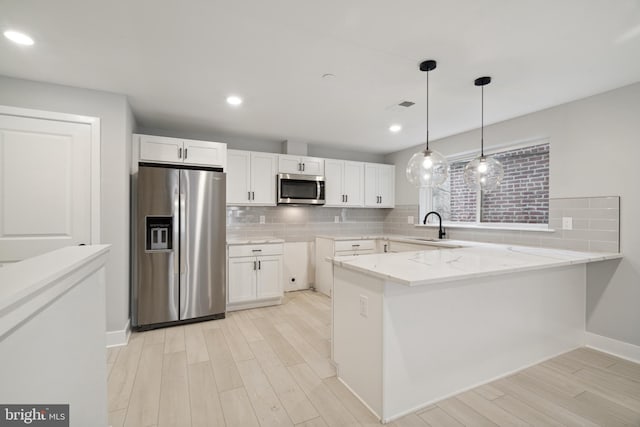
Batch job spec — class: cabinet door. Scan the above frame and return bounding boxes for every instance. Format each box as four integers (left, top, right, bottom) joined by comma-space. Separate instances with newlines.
378, 165, 395, 207
140, 135, 182, 163
324, 159, 344, 206
364, 164, 379, 207
300, 156, 325, 175
250, 152, 278, 205
343, 161, 364, 207
183, 140, 227, 168
226, 150, 251, 205
256, 255, 283, 299
228, 257, 257, 303
278, 155, 302, 174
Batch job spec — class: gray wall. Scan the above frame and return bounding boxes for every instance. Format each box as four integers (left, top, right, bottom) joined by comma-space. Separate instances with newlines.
386, 82, 640, 347
0, 75, 133, 334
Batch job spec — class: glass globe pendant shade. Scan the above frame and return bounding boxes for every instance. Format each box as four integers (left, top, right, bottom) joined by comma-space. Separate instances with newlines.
406, 148, 449, 188
463, 155, 504, 192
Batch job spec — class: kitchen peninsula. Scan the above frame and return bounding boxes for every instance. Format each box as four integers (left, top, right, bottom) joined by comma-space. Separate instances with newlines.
330, 242, 622, 423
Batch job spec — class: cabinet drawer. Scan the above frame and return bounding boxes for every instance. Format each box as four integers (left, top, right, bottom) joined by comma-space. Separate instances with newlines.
334, 239, 376, 252
228, 243, 284, 258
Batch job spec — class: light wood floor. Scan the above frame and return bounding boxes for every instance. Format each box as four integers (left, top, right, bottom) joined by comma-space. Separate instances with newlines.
108, 290, 640, 426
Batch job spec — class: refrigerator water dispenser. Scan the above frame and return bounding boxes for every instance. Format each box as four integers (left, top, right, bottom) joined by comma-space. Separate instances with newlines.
146, 216, 173, 251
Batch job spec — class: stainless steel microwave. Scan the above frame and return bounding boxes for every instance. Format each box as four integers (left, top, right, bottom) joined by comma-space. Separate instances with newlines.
277, 173, 325, 205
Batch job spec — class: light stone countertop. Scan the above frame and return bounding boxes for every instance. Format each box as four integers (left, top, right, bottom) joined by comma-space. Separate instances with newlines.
331, 241, 622, 286
316, 234, 463, 249
0, 245, 111, 337
227, 237, 285, 245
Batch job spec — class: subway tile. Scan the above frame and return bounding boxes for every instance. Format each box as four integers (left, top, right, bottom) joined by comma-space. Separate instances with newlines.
588, 219, 619, 231
586, 208, 620, 220
550, 198, 589, 209
572, 219, 589, 230
588, 197, 620, 209
588, 240, 619, 253
562, 229, 593, 241
585, 230, 619, 242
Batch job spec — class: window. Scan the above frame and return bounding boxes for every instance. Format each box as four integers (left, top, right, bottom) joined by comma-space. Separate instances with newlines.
420, 141, 549, 228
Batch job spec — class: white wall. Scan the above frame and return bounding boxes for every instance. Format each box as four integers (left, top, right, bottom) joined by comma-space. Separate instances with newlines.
385, 82, 640, 347
0, 75, 132, 336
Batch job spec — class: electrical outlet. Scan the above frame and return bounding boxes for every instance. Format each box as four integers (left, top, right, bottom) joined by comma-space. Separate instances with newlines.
259, 215, 265, 224
359, 295, 368, 318
334, 216, 340, 223
407, 215, 414, 224
562, 217, 573, 230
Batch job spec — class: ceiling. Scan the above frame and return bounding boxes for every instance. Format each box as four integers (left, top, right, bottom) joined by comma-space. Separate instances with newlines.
1, 0, 640, 154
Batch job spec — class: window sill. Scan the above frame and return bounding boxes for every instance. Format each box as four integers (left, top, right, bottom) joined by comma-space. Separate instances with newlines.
416, 223, 556, 233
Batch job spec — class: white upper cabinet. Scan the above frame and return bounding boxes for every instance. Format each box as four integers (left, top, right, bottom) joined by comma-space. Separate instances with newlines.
364, 163, 395, 208
137, 134, 226, 169
226, 149, 277, 206
324, 159, 364, 207
278, 154, 324, 175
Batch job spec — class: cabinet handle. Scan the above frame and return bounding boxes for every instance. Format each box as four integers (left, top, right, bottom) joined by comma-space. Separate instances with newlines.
252, 191, 255, 200
302, 163, 305, 171
258, 260, 261, 270
352, 244, 360, 247
298, 163, 302, 171
184, 148, 188, 159
252, 249, 262, 252
178, 147, 182, 159
248, 191, 251, 200
345, 194, 348, 203
253, 261, 257, 270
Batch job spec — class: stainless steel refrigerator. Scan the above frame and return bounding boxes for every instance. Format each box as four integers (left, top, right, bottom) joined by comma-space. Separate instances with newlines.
132, 164, 226, 330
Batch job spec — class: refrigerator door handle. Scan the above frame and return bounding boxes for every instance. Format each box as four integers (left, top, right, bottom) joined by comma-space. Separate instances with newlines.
180, 190, 187, 275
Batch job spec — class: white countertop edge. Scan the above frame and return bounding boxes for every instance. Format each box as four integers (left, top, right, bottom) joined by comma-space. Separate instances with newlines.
333, 251, 622, 287
0, 245, 111, 337
227, 238, 285, 245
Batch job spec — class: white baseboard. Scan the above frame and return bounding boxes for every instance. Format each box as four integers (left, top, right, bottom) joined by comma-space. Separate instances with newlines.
585, 332, 640, 363
106, 319, 130, 348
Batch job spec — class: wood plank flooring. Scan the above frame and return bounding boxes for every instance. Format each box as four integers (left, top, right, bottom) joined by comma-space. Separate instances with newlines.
108, 290, 640, 426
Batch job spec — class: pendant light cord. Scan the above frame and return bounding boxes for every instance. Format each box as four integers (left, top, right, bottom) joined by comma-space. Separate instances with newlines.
480, 85, 484, 157
426, 70, 430, 151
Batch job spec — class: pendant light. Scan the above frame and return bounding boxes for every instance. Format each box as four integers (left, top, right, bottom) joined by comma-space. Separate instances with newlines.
463, 76, 504, 192
406, 60, 449, 188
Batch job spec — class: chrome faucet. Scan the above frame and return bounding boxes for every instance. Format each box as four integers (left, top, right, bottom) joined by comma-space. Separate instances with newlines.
423, 211, 446, 239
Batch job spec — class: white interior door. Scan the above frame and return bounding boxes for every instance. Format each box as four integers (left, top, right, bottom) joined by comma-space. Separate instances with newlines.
0, 114, 93, 262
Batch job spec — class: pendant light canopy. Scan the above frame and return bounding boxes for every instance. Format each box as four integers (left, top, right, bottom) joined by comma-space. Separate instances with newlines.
406, 60, 449, 188
463, 76, 504, 192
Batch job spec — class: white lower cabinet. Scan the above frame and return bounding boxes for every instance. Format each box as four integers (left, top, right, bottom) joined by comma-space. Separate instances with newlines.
315, 237, 377, 297
227, 243, 283, 311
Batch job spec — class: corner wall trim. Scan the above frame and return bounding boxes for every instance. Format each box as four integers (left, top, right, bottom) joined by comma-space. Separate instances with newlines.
585, 332, 640, 364
106, 319, 131, 348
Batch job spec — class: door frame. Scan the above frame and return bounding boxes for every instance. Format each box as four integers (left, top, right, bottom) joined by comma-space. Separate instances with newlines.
0, 105, 102, 243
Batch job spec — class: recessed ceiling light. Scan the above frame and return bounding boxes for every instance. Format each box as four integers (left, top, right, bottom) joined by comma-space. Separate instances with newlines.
226, 95, 243, 106
389, 124, 402, 133
3, 30, 34, 46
